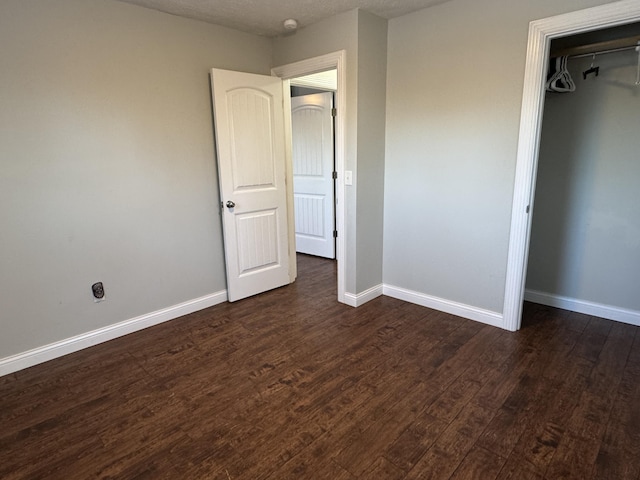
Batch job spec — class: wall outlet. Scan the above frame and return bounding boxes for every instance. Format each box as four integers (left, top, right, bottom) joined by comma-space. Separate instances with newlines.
92, 282, 105, 303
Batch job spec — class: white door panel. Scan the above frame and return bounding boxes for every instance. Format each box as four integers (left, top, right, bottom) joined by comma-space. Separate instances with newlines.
292, 92, 335, 259
211, 69, 290, 302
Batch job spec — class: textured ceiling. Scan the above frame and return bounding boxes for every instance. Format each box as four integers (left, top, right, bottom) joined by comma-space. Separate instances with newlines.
115, 0, 451, 37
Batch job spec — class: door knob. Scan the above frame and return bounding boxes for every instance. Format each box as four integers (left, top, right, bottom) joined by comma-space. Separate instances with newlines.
226, 200, 236, 208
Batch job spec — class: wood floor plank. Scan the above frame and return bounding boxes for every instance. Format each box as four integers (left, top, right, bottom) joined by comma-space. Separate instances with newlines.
476, 356, 551, 458
570, 315, 612, 363
507, 348, 602, 476
518, 421, 565, 475
562, 321, 635, 442
404, 402, 496, 479
332, 375, 445, 477
543, 432, 600, 480
591, 420, 640, 480
449, 445, 506, 480
361, 457, 406, 480
609, 371, 640, 429
264, 429, 357, 480
383, 414, 449, 472
495, 454, 543, 480
471, 342, 544, 412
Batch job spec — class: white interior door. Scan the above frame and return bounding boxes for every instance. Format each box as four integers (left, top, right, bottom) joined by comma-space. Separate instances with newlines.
210, 68, 290, 302
291, 92, 335, 259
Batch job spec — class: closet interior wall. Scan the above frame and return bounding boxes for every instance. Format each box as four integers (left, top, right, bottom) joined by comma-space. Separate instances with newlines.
525, 44, 640, 325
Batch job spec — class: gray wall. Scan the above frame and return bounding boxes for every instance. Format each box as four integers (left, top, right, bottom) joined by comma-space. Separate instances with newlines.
383, 0, 618, 314
526, 49, 640, 310
355, 11, 387, 293
0, 0, 272, 358
273, 9, 388, 295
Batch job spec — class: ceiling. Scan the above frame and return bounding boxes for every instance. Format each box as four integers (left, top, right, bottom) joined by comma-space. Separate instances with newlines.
115, 0, 452, 37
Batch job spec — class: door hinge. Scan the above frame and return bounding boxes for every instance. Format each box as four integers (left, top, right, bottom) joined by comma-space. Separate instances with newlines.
332, 171, 338, 180
333, 230, 338, 238
331, 108, 337, 117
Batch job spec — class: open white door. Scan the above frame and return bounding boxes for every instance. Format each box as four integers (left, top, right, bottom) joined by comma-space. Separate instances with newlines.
291, 92, 335, 259
210, 68, 290, 302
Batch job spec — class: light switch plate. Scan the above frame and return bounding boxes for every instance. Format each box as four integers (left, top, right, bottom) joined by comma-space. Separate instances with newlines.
345, 170, 353, 186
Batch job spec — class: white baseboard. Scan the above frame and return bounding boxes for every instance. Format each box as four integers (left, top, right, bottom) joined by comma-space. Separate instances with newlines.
524, 289, 640, 327
0, 290, 228, 377
344, 284, 383, 307
383, 284, 504, 329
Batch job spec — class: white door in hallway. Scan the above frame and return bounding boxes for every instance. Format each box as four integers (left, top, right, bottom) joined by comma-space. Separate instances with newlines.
291, 92, 335, 259
210, 68, 290, 302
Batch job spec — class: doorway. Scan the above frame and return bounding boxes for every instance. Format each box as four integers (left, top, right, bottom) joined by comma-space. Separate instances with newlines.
503, 1, 640, 331
272, 51, 347, 304
525, 25, 640, 325
290, 72, 337, 260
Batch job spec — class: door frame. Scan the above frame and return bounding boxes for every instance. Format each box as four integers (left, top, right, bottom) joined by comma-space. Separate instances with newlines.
290, 91, 336, 259
502, 0, 640, 331
272, 50, 347, 304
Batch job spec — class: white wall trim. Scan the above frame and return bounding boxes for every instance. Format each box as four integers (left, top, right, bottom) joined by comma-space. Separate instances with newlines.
0, 291, 228, 377
525, 289, 640, 327
503, 0, 640, 332
344, 284, 383, 307
384, 284, 504, 329
271, 50, 347, 305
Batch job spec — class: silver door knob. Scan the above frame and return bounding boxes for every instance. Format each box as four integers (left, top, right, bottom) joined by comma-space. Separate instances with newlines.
226, 201, 236, 208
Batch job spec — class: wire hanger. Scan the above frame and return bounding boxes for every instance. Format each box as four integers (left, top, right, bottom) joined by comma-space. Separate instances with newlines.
582, 53, 600, 80
635, 41, 640, 86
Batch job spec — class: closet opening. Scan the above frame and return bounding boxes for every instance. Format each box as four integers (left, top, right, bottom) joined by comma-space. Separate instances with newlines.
502, 2, 640, 331
524, 22, 640, 326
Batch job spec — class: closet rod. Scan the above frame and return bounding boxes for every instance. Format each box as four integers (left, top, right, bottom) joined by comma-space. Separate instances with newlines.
570, 45, 638, 58
551, 35, 640, 58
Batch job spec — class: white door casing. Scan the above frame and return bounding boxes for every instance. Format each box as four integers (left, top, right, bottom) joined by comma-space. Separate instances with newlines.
292, 92, 335, 259
210, 68, 290, 302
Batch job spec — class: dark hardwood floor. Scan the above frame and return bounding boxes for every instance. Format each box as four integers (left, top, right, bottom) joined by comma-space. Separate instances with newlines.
2, 254, 639, 479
